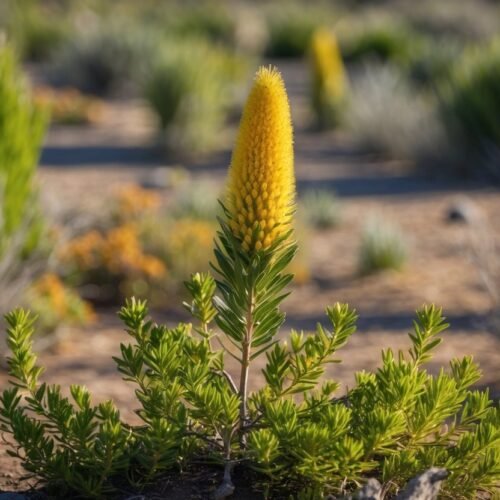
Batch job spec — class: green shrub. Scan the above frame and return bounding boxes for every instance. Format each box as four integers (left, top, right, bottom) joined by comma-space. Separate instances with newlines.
49, 22, 150, 95
439, 39, 500, 177
300, 189, 342, 229
348, 64, 447, 162
359, 217, 407, 274
145, 39, 247, 155
1, 300, 498, 497
167, 3, 237, 46
342, 24, 418, 66
264, 7, 326, 58
0, 45, 46, 259
5, 0, 69, 62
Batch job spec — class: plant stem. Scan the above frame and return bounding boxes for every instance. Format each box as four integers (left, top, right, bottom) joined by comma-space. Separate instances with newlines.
239, 286, 255, 442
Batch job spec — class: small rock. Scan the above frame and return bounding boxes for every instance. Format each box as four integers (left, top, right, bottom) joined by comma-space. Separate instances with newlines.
446, 198, 480, 224
356, 478, 382, 499
396, 467, 448, 500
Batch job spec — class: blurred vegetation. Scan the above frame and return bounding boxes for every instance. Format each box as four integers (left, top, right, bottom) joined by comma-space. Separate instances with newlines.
264, 4, 331, 58
359, 217, 408, 275
300, 189, 342, 230
310, 28, 348, 129
0, 45, 46, 254
28, 273, 95, 335
145, 38, 249, 155
439, 39, 500, 178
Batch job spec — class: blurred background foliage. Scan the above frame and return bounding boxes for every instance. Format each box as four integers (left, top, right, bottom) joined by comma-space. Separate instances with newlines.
0, 0, 499, 338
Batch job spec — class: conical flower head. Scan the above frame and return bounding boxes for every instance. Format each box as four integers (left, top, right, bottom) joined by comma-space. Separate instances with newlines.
226, 66, 295, 253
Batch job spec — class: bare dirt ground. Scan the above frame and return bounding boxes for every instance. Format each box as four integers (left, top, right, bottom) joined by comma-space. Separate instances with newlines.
1, 61, 499, 492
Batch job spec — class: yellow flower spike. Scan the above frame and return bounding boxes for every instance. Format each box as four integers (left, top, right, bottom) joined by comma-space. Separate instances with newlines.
310, 27, 347, 128
226, 66, 295, 252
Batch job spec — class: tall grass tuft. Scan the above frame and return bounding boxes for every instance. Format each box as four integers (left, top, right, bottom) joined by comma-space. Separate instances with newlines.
359, 217, 407, 275
0, 45, 48, 311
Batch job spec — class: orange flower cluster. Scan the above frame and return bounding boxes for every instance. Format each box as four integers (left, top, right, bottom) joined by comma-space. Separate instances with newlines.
31, 273, 95, 324
34, 86, 103, 125
115, 184, 162, 219
61, 224, 166, 278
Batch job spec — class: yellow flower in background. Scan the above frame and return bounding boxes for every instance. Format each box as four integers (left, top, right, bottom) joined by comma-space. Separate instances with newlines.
226, 66, 295, 252
310, 28, 347, 128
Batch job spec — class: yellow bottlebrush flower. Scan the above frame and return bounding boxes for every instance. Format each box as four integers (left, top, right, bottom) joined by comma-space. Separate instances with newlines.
310, 28, 347, 128
226, 66, 295, 252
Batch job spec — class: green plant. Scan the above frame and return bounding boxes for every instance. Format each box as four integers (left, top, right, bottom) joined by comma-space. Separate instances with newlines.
439, 39, 500, 177
1, 66, 499, 499
348, 63, 447, 162
144, 38, 247, 155
264, 6, 327, 58
0, 45, 46, 253
342, 23, 418, 67
300, 189, 342, 230
49, 21, 150, 95
4, 0, 69, 62
167, 3, 237, 46
359, 217, 407, 274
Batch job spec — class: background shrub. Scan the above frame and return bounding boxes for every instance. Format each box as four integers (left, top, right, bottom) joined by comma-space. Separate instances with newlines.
359, 216, 407, 275
49, 21, 150, 95
342, 23, 418, 67
347, 64, 447, 163
1, 0, 69, 62
439, 39, 500, 178
264, 6, 326, 58
145, 39, 248, 155
300, 189, 342, 230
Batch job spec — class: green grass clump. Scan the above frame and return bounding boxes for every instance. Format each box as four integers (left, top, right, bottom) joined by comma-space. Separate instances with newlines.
145, 39, 247, 155
300, 189, 342, 229
359, 217, 407, 274
440, 38, 500, 176
49, 22, 149, 95
342, 23, 418, 66
264, 7, 326, 58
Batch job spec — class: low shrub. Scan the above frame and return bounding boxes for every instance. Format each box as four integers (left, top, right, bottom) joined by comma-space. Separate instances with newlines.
439, 39, 500, 178
342, 23, 418, 67
300, 189, 342, 229
359, 217, 407, 275
309, 28, 348, 129
49, 22, 150, 95
27, 273, 95, 335
264, 6, 326, 58
347, 63, 447, 162
33, 87, 103, 126
167, 3, 237, 46
144, 38, 248, 155
1, 66, 498, 499
3, 0, 69, 62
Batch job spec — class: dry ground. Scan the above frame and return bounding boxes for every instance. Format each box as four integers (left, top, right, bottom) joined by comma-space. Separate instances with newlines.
1, 61, 499, 493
